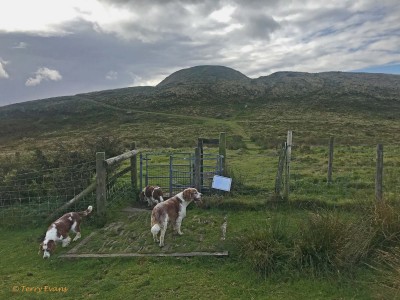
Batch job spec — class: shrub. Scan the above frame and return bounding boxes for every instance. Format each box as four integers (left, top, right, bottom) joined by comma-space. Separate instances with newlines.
375, 247, 400, 293
236, 217, 292, 276
236, 209, 378, 278
294, 211, 371, 275
370, 202, 400, 250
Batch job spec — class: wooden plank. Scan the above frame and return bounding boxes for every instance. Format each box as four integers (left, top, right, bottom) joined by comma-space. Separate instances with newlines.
105, 150, 139, 166
60, 251, 229, 258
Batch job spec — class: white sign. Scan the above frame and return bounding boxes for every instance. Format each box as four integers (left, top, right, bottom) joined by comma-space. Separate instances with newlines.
212, 175, 232, 192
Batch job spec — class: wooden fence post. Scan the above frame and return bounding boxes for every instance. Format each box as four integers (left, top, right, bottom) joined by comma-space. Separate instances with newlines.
219, 132, 226, 175
283, 130, 292, 200
130, 142, 137, 192
194, 147, 201, 191
327, 137, 334, 184
96, 152, 107, 218
375, 144, 383, 202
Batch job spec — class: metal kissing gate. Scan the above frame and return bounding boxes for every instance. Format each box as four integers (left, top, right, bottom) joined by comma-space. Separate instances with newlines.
139, 151, 224, 197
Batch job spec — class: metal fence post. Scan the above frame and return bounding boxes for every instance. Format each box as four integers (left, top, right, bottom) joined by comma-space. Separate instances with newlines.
194, 147, 201, 191
169, 155, 173, 197
145, 154, 149, 187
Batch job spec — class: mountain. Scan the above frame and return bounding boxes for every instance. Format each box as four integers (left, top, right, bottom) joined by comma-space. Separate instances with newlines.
1, 65, 400, 151
157, 65, 250, 87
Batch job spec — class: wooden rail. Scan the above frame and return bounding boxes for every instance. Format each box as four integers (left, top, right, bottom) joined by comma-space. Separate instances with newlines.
105, 150, 139, 166
60, 251, 229, 258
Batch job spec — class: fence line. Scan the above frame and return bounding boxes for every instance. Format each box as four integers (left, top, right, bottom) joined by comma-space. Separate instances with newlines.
0, 160, 96, 227
1, 133, 400, 227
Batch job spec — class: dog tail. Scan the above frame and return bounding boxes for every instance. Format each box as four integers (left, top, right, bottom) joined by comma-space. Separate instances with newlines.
151, 224, 160, 235
79, 205, 93, 217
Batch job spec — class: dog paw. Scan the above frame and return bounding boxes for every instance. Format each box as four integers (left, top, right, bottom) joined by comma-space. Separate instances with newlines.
178, 231, 183, 235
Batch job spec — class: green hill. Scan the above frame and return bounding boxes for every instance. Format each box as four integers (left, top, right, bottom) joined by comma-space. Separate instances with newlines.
157, 65, 250, 87
1, 65, 400, 152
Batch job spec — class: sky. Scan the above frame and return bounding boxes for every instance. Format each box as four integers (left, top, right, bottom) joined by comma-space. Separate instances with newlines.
0, 0, 400, 107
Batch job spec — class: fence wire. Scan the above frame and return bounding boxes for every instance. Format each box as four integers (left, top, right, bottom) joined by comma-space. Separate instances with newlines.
290, 145, 400, 203
0, 161, 96, 227
1, 143, 399, 227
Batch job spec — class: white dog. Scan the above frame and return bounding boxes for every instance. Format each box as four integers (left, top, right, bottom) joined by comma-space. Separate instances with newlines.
39, 206, 92, 258
151, 188, 201, 247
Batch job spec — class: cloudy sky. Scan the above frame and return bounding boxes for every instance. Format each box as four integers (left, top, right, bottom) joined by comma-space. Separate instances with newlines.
0, 0, 400, 106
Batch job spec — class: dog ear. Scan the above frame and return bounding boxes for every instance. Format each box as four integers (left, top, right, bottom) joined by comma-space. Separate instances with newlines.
48, 240, 56, 252
182, 189, 190, 200
190, 188, 197, 197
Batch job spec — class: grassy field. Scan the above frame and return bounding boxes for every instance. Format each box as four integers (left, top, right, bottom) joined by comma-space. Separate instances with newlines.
0, 200, 396, 300
1, 137, 400, 299
1, 76, 400, 299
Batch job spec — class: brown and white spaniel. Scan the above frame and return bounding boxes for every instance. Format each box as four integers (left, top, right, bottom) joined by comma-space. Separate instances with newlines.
151, 188, 201, 247
39, 205, 93, 258
140, 185, 164, 206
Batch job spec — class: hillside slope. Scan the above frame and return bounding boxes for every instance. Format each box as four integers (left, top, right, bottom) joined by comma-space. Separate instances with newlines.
1, 66, 400, 151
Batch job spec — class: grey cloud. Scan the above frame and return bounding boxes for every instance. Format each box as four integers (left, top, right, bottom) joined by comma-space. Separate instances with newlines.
232, 11, 280, 39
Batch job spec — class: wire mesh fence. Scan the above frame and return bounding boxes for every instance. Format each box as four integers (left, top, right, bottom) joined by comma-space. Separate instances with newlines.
291, 144, 400, 203
1, 141, 399, 227
0, 161, 96, 227
228, 142, 400, 204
